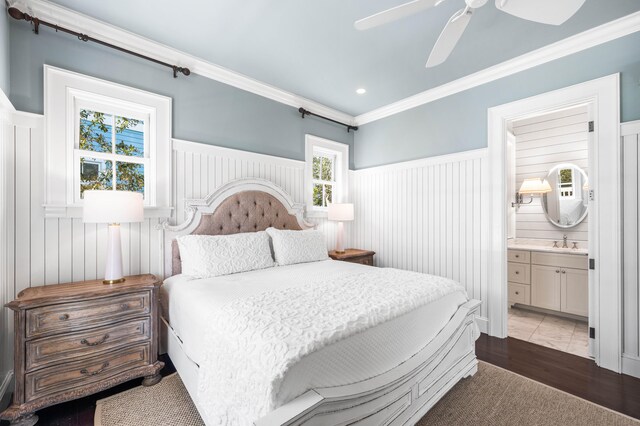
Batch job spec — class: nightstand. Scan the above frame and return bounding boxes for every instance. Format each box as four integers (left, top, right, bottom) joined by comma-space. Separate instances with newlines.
329, 249, 375, 266
0, 274, 164, 426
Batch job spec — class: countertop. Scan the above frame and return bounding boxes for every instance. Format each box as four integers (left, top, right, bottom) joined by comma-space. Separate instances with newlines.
507, 239, 588, 255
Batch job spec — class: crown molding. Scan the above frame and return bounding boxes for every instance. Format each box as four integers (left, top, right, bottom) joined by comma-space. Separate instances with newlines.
355, 11, 640, 126
22, 0, 356, 126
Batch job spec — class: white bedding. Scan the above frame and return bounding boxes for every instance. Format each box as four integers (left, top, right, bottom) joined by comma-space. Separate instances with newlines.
160, 260, 467, 425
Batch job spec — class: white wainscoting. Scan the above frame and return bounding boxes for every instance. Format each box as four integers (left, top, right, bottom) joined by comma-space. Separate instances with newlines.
622, 120, 640, 378
170, 139, 340, 251
349, 149, 489, 330
513, 106, 589, 242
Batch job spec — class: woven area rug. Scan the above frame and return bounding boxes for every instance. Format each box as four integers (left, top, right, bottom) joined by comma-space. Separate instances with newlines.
95, 361, 639, 425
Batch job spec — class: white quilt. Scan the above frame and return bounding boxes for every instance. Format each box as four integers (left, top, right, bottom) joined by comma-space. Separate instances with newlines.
196, 267, 465, 425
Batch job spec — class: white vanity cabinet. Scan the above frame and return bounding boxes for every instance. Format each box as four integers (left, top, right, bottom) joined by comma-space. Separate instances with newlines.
508, 249, 588, 317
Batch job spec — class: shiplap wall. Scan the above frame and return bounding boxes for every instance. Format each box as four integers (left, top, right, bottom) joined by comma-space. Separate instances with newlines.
622, 121, 640, 377
349, 149, 489, 328
513, 106, 589, 242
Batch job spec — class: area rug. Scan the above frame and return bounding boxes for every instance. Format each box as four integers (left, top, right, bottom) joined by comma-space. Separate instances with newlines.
94, 361, 639, 425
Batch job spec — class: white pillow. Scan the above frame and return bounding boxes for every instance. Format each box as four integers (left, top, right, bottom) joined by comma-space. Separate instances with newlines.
177, 232, 275, 278
266, 227, 328, 266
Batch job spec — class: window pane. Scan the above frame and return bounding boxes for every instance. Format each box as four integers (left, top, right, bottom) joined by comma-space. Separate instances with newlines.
80, 157, 112, 198
115, 116, 144, 157
321, 157, 333, 181
312, 156, 321, 180
324, 184, 332, 206
313, 183, 323, 207
116, 162, 145, 194
80, 110, 113, 153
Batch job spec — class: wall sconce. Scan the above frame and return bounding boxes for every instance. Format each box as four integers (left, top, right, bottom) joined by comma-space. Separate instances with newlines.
512, 178, 552, 208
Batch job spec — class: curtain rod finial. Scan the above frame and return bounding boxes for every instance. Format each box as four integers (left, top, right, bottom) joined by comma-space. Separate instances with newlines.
8, 7, 27, 20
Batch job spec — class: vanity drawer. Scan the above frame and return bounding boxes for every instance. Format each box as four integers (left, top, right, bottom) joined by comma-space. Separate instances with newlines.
531, 252, 588, 270
24, 343, 150, 402
508, 262, 530, 284
25, 318, 151, 371
508, 283, 530, 305
26, 292, 150, 338
508, 250, 530, 264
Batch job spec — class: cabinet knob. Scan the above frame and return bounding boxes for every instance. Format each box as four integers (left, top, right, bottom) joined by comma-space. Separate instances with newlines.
515, 255, 520, 258
555, 270, 560, 273
562, 270, 566, 274
59, 314, 69, 321
515, 271, 519, 275
515, 291, 520, 295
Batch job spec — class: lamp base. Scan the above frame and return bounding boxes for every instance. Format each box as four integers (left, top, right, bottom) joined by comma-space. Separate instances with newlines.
103, 278, 126, 285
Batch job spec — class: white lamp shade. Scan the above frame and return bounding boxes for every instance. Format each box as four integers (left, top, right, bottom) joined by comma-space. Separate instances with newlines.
327, 203, 354, 222
519, 178, 552, 195
83, 190, 144, 223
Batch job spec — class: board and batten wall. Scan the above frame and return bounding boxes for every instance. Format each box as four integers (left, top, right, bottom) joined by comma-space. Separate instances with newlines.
622, 120, 640, 378
513, 106, 589, 242
349, 149, 489, 331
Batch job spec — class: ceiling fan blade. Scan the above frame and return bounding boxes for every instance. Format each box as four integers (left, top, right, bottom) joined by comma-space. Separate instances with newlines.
355, 0, 446, 31
426, 7, 472, 68
495, 0, 586, 25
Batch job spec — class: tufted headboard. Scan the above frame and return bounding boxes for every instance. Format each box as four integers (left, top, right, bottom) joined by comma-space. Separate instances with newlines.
162, 178, 314, 277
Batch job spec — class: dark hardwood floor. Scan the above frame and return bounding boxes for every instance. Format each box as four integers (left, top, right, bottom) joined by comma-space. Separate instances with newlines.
476, 334, 640, 420
2, 336, 640, 425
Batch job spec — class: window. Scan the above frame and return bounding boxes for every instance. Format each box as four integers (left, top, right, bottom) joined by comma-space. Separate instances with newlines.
312, 150, 336, 207
558, 167, 574, 199
44, 66, 172, 217
305, 135, 348, 215
76, 108, 148, 200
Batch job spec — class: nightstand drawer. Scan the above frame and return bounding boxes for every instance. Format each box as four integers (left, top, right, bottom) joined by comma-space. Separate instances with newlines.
25, 343, 150, 402
26, 318, 151, 371
26, 292, 150, 338
349, 256, 373, 266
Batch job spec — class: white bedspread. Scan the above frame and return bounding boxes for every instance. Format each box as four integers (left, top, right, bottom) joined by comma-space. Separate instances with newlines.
182, 263, 465, 425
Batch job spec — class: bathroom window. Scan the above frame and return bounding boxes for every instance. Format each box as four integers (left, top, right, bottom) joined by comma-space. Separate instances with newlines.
558, 168, 575, 199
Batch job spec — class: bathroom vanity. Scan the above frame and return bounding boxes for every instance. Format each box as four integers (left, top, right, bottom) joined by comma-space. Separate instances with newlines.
508, 241, 588, 317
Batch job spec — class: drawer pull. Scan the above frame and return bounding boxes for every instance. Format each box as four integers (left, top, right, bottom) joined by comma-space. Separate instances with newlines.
556, 270, 560, 273
561, 270, 566, 274
515, 255, 520, 258
80, 362, 109, 377
515, 291, 520, 295
515, 271, 519, 275
58, 314, 69, 321
120, 303, 129, 311
80, 334, 110, 347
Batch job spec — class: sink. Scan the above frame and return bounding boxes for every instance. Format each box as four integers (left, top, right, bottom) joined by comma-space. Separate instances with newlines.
507, 238, 588, 255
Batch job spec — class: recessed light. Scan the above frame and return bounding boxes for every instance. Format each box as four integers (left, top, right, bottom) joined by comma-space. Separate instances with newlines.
356, 88, 366, 95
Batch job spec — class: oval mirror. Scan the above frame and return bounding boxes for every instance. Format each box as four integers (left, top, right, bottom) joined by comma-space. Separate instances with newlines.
541, 163, 588, 228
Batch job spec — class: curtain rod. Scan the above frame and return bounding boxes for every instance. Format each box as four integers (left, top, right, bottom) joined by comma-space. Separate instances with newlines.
7, 7, 191, 78
298, 108, 358, 133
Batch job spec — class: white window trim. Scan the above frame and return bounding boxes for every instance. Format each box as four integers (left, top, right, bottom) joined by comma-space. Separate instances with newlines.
304, 135, 349, 217
44, 66, 172, 218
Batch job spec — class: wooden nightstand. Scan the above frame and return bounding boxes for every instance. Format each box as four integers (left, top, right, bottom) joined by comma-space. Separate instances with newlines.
0, 274, 164, 426
329, 249, 375, 266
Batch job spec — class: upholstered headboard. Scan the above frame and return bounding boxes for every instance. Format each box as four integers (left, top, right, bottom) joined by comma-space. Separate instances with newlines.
162, 178, 314, 277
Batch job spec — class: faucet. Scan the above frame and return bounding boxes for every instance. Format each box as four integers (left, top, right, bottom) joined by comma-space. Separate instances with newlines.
562, 234, 568, 248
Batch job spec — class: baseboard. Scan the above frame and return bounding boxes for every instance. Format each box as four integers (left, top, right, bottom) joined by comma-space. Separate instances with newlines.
475, 316, 489, 334
0, 370, 14, 411
622, 354, 640, 379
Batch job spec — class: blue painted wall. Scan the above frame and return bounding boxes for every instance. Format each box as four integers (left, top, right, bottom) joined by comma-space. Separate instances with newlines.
8, 20, 355, 168
0, 10, 9, 96
354, 31, 640, 169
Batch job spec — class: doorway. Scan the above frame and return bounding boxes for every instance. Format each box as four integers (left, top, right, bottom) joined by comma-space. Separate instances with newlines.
486, 74, 621, 372
506, 105, 591, 358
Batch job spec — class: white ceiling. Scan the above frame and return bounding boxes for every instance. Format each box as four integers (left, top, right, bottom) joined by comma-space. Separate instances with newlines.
44, 0, 640, 115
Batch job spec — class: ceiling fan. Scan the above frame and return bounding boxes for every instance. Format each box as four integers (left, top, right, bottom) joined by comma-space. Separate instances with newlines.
355, 0, 586, 68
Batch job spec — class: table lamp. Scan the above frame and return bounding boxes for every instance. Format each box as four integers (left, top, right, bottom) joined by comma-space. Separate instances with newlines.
327, 203, 354, 254
83, 190, 144, 284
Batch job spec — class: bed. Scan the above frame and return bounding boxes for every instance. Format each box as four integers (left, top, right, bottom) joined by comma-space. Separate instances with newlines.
160, 178, 480, 426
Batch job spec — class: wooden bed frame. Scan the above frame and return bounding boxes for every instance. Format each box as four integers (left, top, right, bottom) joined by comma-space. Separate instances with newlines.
160, 178, 480, 425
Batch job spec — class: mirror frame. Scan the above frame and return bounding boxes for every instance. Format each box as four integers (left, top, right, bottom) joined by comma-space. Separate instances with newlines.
541, 163, 589, 229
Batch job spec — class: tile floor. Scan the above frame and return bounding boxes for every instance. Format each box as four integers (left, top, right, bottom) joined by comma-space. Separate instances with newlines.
508, 307, 590, 358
